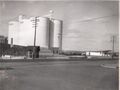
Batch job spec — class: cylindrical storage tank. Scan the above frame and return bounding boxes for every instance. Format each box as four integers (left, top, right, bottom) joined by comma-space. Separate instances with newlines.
19, 19, 34, 46
52, 19, 63, 49
36, 17, 50, 48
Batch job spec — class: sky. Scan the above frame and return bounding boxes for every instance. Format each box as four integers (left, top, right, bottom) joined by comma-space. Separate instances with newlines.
0, 1, 119, 51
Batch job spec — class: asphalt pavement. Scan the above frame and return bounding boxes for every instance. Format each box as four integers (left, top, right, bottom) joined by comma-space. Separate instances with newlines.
0, 60, 118, 90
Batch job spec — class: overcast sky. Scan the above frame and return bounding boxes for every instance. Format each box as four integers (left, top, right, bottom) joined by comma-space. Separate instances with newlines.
0, 1, 119, 51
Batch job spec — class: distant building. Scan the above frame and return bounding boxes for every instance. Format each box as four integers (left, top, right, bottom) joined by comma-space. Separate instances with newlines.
8, 15, 63, 53
0, 35, 9, 56
0, 36, 8, 44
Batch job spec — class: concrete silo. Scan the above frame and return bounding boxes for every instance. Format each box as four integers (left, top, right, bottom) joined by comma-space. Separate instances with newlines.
52, 19, 63, 50
19, 18, 34, 46
36, 17, 50, 48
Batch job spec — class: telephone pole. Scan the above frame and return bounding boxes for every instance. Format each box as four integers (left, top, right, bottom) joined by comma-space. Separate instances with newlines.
32, 17, 38, 60
112, 35, 115, 58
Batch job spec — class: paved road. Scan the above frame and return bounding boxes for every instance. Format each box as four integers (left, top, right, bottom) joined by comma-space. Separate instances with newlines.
0, 60, 118, 90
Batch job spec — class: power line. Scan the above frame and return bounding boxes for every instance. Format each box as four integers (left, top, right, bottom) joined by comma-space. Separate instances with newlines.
77, 14, 117, 23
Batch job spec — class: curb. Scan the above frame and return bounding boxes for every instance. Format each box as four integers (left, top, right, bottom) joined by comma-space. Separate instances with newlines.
101, 64, 118, 69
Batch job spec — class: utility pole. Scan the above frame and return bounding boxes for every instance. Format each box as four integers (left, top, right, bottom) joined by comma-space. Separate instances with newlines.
59, 27, 63, 54
112, 35, 115, 58
49, 10, 54, 49
32, 17, 38, 60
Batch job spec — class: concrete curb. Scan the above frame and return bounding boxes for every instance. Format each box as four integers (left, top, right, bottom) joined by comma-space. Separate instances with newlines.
101, 64, 118, 69
0, 57, 118, 63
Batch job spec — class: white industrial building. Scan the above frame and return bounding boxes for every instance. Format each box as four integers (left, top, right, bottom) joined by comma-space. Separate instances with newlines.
8, 15, 63, 52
